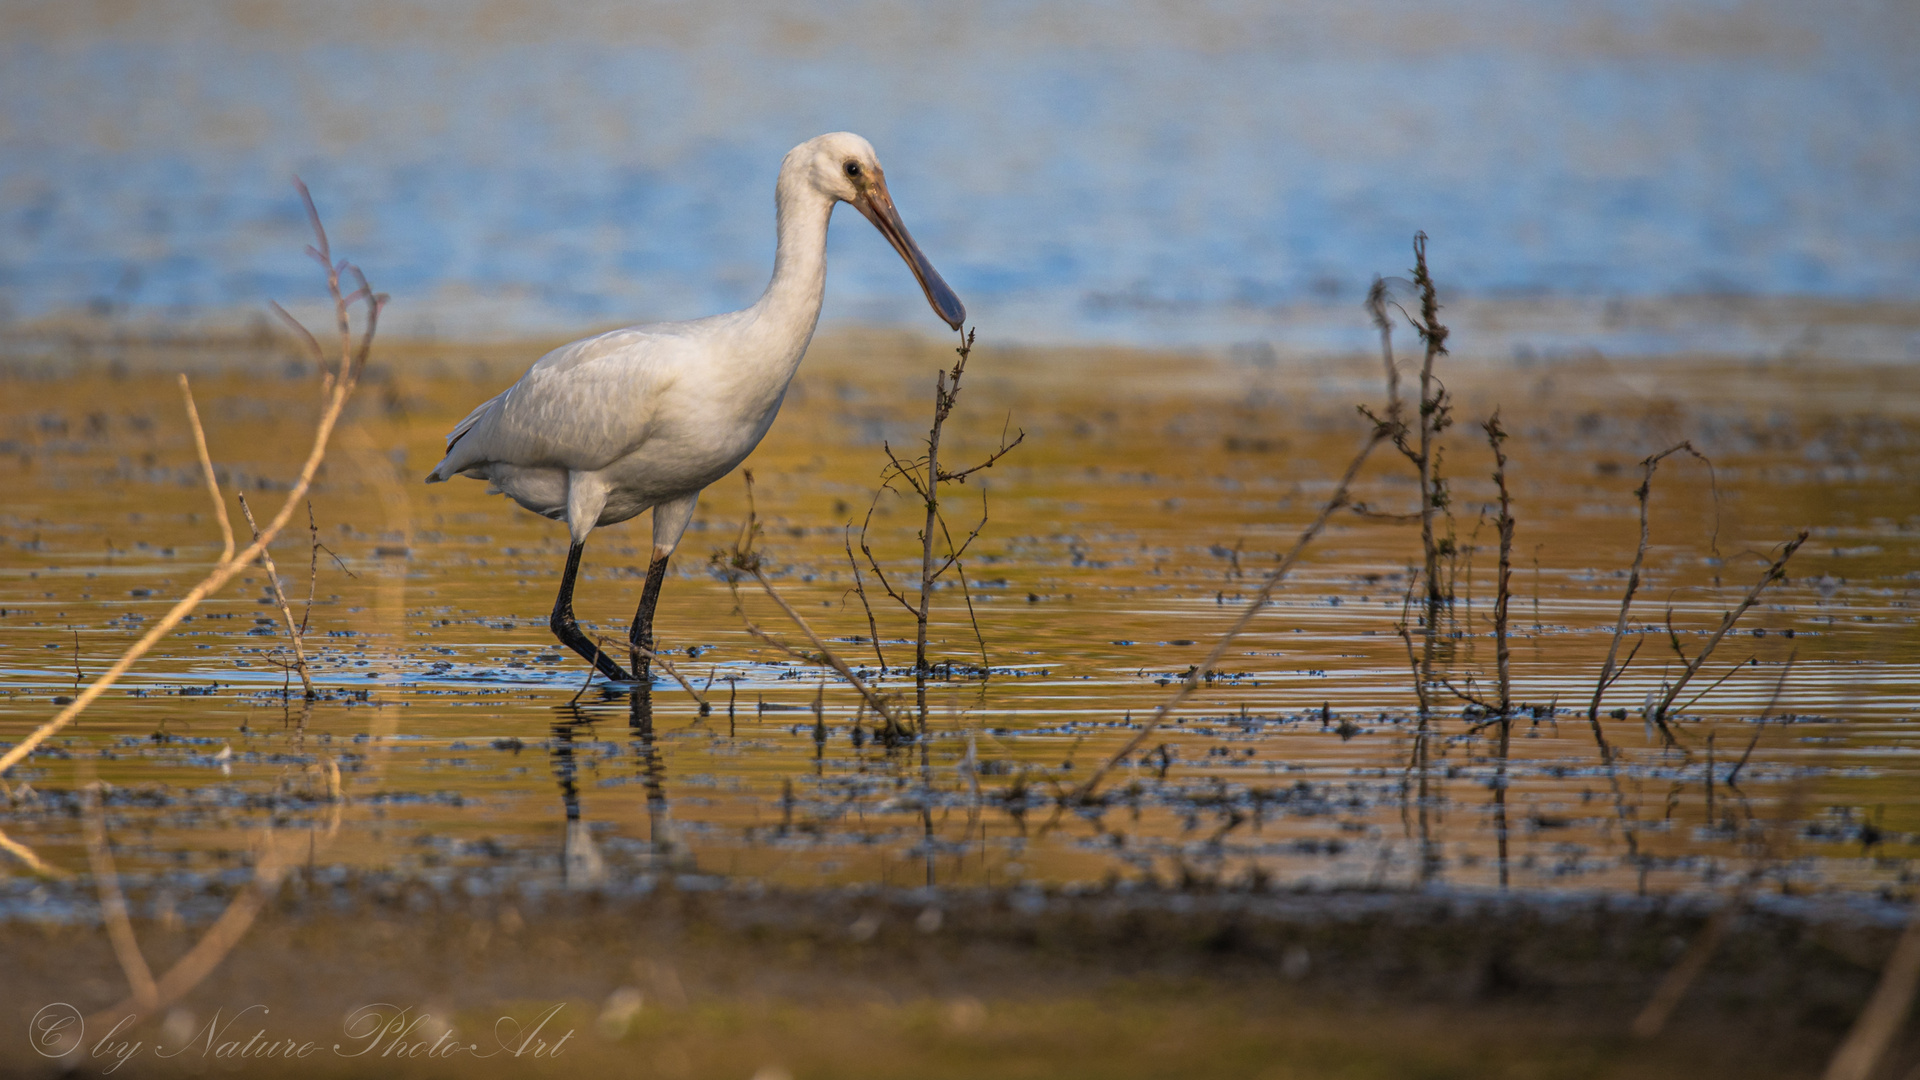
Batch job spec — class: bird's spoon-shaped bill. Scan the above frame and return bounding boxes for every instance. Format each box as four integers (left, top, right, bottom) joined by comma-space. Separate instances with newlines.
854, 173, 966, 331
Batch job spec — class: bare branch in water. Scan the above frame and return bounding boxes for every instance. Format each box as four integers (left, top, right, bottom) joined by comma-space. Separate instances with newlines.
0, 181, 384, 779
1074, 428, 1387, 802
178, 375, 234, 565
237, 492, 315, 699
1651, 531, 1808, 731
1586, 442, 1709, 749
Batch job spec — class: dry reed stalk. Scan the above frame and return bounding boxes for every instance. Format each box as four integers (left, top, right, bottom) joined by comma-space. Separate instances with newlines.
913, 331, 968, 674
83, 830, 296, 1034
1820, 912, 1920, 1080
1358, 235, 1451, 751
0, 827, 66, 877
844, 530, 890, 671
0, 181, 383, 780
1585, 442, 1702, 751
865, 329, 1023, 683
300, 500, 321, 634
1650, 531, 1808, 729
953, 558, 989, 673
1483, 414, 1516, 886
82, 782, 159, 1013
1408, 234, 1452, 636
178, 374, 234, 566
741, 567, 906, 733
719, 475, 908, 735
1073, 430, 1386, 802
1631, 897, 1739, 1038
236, 492, 315, 698
1484, 413, 1514, 715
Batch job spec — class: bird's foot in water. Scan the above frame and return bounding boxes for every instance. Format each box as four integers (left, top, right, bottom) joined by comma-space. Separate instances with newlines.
549, 621, 633, 683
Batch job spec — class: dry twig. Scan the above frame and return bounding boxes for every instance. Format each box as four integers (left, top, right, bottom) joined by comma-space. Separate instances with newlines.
1650, 531, 1808, 730
178, 374, 234, 566
83, 781, 158, 1013
0, 180, 382, 779
0, 827, 66, 878
1585, 442, 1705, 750
1074, 429, 1387, 802
719, 475, 908, 736
1821, 912, 1920, 1080
237, 492, 315, 698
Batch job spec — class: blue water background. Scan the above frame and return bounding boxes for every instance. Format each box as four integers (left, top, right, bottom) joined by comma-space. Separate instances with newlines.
1, 0, 1916, 349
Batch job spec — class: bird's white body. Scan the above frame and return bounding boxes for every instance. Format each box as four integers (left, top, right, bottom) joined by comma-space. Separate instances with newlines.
428, 139, 845, 553
425, 132, 963, 682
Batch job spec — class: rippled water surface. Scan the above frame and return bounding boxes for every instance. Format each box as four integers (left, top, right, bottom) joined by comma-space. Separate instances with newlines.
4, 0, 1917, 348
2, 341, 1917, 901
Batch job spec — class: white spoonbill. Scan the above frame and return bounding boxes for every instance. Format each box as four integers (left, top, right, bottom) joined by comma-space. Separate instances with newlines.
425, 132, 965, 683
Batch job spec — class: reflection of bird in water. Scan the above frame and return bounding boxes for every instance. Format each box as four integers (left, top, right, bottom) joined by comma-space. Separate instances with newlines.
550, 688, 689, 886
627, 688, 683, 869
426, 133, 965, 684
550, 710, 605, 889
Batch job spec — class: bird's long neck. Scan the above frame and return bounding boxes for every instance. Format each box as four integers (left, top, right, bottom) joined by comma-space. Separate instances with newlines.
748, 177, 834, 352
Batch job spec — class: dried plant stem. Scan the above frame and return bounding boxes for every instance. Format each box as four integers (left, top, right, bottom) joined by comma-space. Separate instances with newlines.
1821, 912, 1920, 1080
237, 492, 315, 699
954, 559, 988, 673
84, 783, 159, 1012
1674, 653, 1758, 717
627, 640, 709, 711
1632, 896, 1740, 1038
1360, 235, 1451, 732
857, 328, 1020, 709
1411, 233, 1450, 633
1651, 531, 1807, 728
743, 567, 904, 732
1484, 412, 1514, 715
844, 530, 890, 671
301, 500, 321, 634
86, 833, 293, 1033
0, 827, 65, 877
0, 181, 383, 779
913, 335, 968, 674
1586, 442, 1700, 749
1075, 430, 1385, 801
178, 374, 234, 565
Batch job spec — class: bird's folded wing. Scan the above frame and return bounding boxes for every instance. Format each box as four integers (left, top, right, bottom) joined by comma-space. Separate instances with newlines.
425, 328, 677, 481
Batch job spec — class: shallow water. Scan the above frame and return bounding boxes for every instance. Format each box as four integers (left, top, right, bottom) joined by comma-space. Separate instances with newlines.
3, 0, 1918, 346
2, 340, 1917, 902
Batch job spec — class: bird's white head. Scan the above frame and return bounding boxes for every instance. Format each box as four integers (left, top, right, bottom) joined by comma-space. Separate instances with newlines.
784, 132, 966, 331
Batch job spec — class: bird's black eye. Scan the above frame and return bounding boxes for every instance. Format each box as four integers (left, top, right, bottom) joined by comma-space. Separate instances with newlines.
844, 160, 862, 179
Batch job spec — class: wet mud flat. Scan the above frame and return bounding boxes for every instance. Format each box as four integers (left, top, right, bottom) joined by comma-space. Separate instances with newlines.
2, 876, 1913, 1079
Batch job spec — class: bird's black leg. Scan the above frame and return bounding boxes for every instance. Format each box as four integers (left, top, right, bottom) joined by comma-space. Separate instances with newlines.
550, 540, 632, 682
628, 552, 671, 682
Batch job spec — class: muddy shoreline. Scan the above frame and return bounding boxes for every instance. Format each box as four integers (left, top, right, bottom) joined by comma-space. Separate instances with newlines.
3, 877, 1911, 1077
